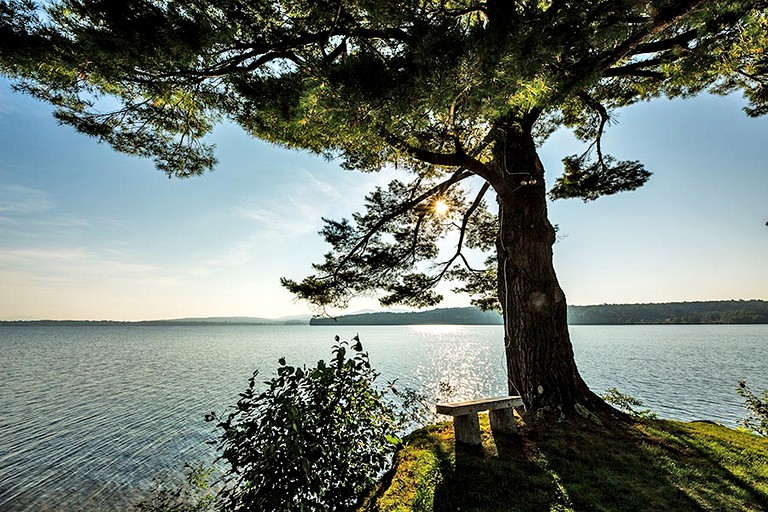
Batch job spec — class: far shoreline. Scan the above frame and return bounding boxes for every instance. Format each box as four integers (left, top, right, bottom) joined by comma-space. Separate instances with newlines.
3, 299, 768, 327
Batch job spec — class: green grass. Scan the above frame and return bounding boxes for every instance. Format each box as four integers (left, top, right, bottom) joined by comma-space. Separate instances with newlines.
362, 415, 768, 512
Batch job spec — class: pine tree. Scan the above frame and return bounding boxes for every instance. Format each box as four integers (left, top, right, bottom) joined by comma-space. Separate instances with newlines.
2, 0, 766, 417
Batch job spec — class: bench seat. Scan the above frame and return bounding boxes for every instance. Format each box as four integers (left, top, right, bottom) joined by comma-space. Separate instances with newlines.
436, 395, 523, 446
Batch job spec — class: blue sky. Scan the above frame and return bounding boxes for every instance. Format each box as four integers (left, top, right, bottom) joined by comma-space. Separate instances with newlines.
1, 78, 766, 320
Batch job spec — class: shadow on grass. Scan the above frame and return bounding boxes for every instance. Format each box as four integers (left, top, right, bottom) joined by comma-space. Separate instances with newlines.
433, 433, 559, 512
427, 417, 768, 512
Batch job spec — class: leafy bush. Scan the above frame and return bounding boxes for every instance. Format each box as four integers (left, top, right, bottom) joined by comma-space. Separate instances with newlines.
208, 336, 400, 512
600, 388, 657, 419
737, 381, 768, 436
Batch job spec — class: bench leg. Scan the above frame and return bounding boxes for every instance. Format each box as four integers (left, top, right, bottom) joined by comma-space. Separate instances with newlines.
489, 408, 517, 435
453, 413, 481, 446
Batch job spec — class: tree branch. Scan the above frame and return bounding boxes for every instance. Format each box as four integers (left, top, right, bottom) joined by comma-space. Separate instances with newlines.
331, 168, 473, 275
599, 0, 706, 70
381, 129, 499, 187
631, 29, 698, 55
382, 130, 467, 166
442, 5, 489, 18
577, 93, 610, 166
139, 19, 410, 81
448, 87, 468, 153
381, 180, 491, 300
604, 57, 666, 77
191, 51, 301, 78
604, 69, 665, 79
446, 181, 491, 274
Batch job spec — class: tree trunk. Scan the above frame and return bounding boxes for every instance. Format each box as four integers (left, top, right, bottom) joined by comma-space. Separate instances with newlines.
493, 127, 610, 419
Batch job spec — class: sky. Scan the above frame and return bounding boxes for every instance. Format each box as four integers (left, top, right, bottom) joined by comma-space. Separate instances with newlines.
1, 79, 767, 320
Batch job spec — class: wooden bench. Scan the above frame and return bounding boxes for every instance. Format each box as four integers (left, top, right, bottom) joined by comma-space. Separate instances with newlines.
436, 395, 523, 446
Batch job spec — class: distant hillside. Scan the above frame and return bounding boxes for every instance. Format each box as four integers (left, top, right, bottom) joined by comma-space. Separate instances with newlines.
145, 316, 276, 324
310, 307, 503, 325
310, 300, 768, 325
140, 315, 312, 325
1, 315, 313, 326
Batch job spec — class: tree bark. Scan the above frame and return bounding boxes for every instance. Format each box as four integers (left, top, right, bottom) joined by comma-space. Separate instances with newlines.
492, 126, 610, 419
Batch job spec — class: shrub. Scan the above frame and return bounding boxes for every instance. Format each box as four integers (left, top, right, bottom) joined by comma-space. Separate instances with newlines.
208, 336, 399, 512
737, 381, 768, 436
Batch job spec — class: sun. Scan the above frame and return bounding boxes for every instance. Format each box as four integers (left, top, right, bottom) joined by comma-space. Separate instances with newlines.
433, 199, 450, 217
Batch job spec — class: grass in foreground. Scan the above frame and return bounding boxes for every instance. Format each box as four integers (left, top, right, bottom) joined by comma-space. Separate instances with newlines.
362, 414, 768, 512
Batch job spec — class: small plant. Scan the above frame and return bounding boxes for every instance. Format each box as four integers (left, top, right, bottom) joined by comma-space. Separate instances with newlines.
208, 335, 400, 512
388, 381, 437, 430
600, 388, 657, 419
737, 381, 768, 436
134, 463, 218, 512
437, 381, 458, 402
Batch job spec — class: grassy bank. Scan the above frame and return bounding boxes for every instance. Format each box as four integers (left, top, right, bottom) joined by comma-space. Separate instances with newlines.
362, 414, 768, 512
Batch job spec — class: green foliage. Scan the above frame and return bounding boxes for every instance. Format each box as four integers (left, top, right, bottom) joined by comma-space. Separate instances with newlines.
737, 381, 768, 436
208, 336, 400, 512
134, 463, 219, 512
600, 388, 657, 419
550, 155, 651, 201
280, 178, 473, 309
569, 300, 768, 325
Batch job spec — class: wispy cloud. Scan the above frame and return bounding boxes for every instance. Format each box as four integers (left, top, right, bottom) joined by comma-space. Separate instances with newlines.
187, 171, 344, 275
0, 243, 188, 320
0, 246, 166, 285
0, 185, 52, 214
0, 185, 89, 230
299, 169, 344, 199
237, 198, 323, 240
0, 247, 88, 262
37, 214, 89, 227
188, 235, 263, 276
235, 171, 339, 240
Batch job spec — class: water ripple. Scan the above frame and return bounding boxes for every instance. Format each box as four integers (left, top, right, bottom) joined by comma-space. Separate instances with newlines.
1, 324, 766, 510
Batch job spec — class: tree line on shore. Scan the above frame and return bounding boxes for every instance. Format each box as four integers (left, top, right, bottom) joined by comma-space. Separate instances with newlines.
568, 300, 768, 325
310, 300, 768, 325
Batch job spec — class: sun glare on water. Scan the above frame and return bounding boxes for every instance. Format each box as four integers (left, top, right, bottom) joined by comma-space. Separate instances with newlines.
411, 325, 462, 334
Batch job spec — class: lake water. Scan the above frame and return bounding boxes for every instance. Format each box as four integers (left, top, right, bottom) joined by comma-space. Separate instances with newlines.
1, 324, 767, 511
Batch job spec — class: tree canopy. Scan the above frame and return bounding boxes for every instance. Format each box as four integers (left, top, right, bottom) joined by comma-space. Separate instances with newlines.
2, 0, 765, 311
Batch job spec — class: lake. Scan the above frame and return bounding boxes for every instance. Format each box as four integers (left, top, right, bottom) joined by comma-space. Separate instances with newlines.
1, 324, 767, 511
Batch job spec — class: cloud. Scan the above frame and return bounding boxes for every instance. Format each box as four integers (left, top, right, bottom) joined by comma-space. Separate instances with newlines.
237, 203, 321, 241
0, 185, 88, 231
235, 174, 334, 240
188, 173, 342, 275
298, 169, 343, 199
188, 166, 394, 277
0, 244, 189, 320
0, 246, 166, 286
188, 235, 262, 275
0, 185, 52, 215
0, 247, 88, 262
40, 215, 90, 228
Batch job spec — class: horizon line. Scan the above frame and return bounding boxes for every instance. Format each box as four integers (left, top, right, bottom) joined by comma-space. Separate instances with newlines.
1, 298, 766, 323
